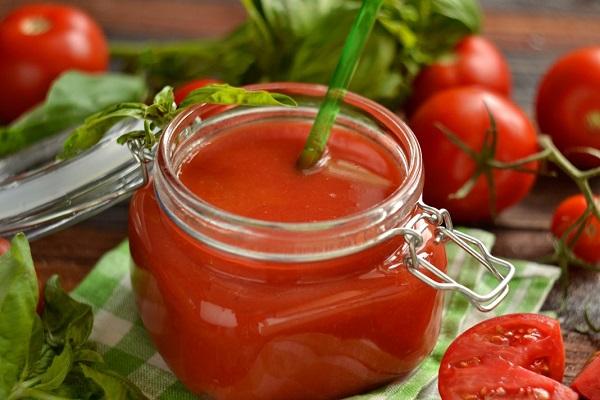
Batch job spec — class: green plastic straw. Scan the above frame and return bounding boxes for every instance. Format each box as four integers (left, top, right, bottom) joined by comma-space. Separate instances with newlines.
296, 0, 384, 170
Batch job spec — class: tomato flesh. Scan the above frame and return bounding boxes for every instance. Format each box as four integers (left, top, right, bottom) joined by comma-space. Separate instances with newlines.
442, 360, 577, 400
439, 314, 575, 400
551, 194, 600, 264
571, 352, 600, 400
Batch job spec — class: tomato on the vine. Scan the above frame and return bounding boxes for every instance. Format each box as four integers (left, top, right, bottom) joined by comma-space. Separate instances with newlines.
174, 78, 221, 105
407, 35, 511, 115
0, 4, 108, 123
536, 47, 600, 168
409, 87, 538, 223
551, 194, 600, 264
439, 314, 576, 400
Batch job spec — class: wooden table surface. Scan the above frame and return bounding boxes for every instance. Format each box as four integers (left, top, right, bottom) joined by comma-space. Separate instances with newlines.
2, 0, 599, 387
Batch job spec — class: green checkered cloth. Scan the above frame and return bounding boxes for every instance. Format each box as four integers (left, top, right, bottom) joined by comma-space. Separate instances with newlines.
71, 229, 561, 400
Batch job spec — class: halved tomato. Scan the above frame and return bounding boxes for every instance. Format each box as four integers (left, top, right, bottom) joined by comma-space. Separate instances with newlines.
439, 314, 577, 399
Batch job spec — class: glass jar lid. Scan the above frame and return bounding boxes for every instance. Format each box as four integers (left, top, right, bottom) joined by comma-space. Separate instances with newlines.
0, 121, 146, 240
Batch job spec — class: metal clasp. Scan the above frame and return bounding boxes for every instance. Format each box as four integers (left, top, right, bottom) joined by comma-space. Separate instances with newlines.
126, 139, 154, 187
391, 200, 515, 312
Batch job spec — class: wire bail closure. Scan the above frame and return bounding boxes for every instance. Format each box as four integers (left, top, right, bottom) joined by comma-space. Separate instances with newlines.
389, 201, 515, 312
127, 139, 154, 187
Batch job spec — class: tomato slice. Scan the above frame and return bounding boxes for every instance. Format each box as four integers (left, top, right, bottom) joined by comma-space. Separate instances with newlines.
439, 314, 576, 399
571, 352, 600, 400
441, 359, 577, 399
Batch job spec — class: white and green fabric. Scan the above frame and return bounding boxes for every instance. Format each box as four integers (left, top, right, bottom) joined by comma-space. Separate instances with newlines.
71, 229, 561, 400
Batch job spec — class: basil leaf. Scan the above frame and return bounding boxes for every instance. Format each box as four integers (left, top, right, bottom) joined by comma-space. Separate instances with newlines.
81, 364, 149, 400
180, 83, 297, 108
287, 4, 404, 102
74, 348, 104, 364
43, 276, 93, 348
0, 71, 147, 157
259, 0, 345, 39
23, 317, 54, 379
27, 344, 56, 379
0, 234, 38, 399
150, 86, 176, 113
432, 0, 481, 33
52, 366, 102, 399
61, 83, 296, 157
111, 0, 481, 105
60, 103, 147, 159
33, 343, 73, 391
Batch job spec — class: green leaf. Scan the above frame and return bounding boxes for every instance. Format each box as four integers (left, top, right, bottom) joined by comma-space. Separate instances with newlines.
431, 0, 481, 33
0, 71, 147, 157
287, 3, 359, 82
240, 0, 277, 73
110, 0, 480, 105
0, 234, 38, 399
80, 364, 149, 400
74, 348, 104, 364
59, 103, 147, 159
52, 366, 101, 399
27, 345, 56, 381
150, 86, 176, 113
259, 0, 346, 39
23, 318, 54, 380
180, 83, 297, 108
33, 343, 72, 391
42, 276, 93, 349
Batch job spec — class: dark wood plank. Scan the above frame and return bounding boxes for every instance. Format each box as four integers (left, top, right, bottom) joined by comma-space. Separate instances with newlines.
0, 0, 245, 39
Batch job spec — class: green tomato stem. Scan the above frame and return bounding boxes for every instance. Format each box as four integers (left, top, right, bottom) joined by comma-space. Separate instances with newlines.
538, 135, 600, 221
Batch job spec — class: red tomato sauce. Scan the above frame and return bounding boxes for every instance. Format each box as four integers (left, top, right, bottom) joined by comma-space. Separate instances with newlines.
129, 118, 446, 399
178, 120, 403, 222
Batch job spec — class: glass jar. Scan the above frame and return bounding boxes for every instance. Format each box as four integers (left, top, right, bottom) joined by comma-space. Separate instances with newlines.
128, 83, 513, 400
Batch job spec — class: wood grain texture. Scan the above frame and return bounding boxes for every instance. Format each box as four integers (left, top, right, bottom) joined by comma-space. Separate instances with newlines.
2, 0, 599, 388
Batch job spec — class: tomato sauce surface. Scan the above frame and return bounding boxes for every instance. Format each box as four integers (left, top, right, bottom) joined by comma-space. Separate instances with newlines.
178, 120, 403, 222
129, 117, 446, 400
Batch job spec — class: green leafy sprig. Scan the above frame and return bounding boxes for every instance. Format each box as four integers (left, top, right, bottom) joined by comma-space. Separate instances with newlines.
0, 234, 148, 400
435, 110, 600, 297
110, 0, 481, 106
60, 83, 297, 159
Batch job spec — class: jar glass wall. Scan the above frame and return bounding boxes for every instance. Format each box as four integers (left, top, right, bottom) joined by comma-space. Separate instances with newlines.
129, 83, 447, 400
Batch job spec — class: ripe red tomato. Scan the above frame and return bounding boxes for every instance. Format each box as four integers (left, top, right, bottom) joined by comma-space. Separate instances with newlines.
536, 47, 600, 169
571, 352, 600, 400
0, 237, 9, 255
174, 78, 221, 105
0, 4, 108, 123
551, 194, 600, 264
409, 87, 538, 223
407, 35, 511, 115
439, 314, 576, 400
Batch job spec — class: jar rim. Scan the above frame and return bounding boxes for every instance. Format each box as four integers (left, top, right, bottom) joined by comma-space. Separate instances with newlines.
157, 82, 423, 233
